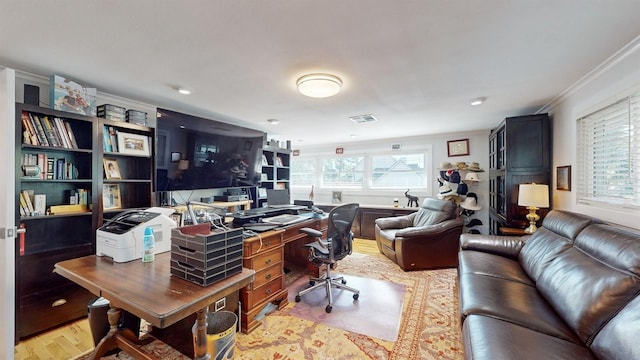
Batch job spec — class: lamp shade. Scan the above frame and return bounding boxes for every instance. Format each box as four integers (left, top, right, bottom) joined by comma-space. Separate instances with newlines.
296, 73, 342, 98
518, 183, 549, 208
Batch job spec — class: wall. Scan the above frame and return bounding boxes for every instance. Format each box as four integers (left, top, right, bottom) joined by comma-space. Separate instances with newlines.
290, 130, 491, 234
548, 36, 640, 229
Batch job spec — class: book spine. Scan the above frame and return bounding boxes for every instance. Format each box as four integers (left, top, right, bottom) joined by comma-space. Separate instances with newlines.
20, 112, 37, 145
50, 117, 67, 148
41, 116, 61, 147
21, 190, 35, 214
33, 194, 46, 215
26, 113, 42, 146
56, 158, 66, 180
64, 121, 79, 149
31, 114, 50, 147
37, 153, 46, 180
109, 127, 118, 152
55, 117, 72, 149
46, 158, 55, 180
103, 125, 112, 152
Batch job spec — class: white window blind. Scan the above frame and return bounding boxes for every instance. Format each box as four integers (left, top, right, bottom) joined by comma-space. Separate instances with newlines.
577, 92, 640, 208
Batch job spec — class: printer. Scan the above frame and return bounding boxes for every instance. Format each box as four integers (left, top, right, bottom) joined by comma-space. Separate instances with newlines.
96, 207, 177, 263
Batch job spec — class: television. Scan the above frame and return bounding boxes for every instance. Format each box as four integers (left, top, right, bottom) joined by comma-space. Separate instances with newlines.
156, 108, 265, 192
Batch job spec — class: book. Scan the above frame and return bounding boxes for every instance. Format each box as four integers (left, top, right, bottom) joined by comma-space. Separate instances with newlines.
50, 117, 68, 148
56, 158, 66, 179
18, 193, 28, 216
55, 117, 72, 149
21, 112, 38, 145
103, 125, 112, 152
64, 120, 79, 149
49, 204, 88, 215
33, 194, 46, 215
41, 116, 61, 147
21, 190, 35, 214
37, 153, 46, 179
46, 158, 55, 180
31, 114, 50, 147
109, 127, 118, 152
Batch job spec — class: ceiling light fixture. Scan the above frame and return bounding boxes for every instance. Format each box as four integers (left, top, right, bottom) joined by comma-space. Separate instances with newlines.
296, 73, 342, 98
177, 88, 191, 95
470, 97, 486, 106
267, 119, 280, 125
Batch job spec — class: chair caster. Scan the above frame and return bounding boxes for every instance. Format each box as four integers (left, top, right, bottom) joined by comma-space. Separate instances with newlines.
295, 295, 301, 302
325, 305, 332, 313
353, 293, 359, 300
341, 279, 347, 284
309, 280, 316, 286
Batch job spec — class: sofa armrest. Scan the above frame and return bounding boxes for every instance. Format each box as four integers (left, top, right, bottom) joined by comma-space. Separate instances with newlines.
375, 214, 414, 230
459, 233, 530, 259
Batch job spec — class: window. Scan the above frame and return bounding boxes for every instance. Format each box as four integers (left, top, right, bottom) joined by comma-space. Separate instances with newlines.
577, 91, 640, 208
322, 156, 364, 187
371, 154, 425, 188
290, 158, 316, 186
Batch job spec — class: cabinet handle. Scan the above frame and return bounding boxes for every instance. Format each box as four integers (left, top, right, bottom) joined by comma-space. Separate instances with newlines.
266, 274, 271, 280
52, 299, 67, 307
265, 259, 271, 265
265, 241, 271, 246
265, 289, 272, 295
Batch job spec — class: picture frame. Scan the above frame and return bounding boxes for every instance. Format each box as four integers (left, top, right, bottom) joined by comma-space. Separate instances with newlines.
557, 165, 571, 191
102, 184, 122, 210
171, 152, 181, 162
117, 132, 150, 156
332, 191, 342, 204
102, 158, 121, 179
50, 74, 97, 116
169, 212, 183, 227
447, 139, 470, 157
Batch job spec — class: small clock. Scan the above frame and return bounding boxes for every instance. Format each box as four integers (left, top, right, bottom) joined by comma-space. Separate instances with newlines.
447, 139, 470, 157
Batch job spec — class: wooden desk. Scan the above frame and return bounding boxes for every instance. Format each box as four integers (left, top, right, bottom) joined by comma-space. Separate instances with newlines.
54, 253, 254, 360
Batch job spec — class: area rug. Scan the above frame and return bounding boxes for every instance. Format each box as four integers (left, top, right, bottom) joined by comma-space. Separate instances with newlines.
76, 252, 464, 359
287, 273, 406, 341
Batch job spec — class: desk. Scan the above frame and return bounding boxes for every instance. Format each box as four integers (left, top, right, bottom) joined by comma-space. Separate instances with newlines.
54, 253, 254, 360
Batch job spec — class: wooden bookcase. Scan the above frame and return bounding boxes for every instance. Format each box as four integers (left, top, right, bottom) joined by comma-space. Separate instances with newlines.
14, 103, 155, 339
488, 114, 551, 235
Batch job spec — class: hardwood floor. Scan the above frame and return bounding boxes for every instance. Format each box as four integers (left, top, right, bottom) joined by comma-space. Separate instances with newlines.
13, 238, 380, 360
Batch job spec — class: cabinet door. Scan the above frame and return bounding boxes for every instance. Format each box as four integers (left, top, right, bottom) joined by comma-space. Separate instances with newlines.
505, 115, 550, 172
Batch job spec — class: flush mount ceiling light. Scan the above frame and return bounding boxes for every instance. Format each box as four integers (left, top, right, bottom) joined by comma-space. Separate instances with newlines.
470, 97, 486, 106
296, 73, 342, 98
177, 88, 191, 95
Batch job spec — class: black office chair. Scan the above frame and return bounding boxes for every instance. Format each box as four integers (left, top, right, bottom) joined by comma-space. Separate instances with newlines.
295, 203, 360, 313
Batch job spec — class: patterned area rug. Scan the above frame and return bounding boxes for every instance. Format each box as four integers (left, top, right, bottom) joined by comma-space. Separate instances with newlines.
76, 252, 464, 360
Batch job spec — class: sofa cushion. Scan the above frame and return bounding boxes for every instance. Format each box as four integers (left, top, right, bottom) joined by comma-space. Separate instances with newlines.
458, 251, 534, 286
535, 223, 640, 345
459, 273, 580, 343
463, 315, 596, 360
591, 295, 640, 360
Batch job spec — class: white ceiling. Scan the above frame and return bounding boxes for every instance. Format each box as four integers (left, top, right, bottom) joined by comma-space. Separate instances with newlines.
2, 1, 640, 146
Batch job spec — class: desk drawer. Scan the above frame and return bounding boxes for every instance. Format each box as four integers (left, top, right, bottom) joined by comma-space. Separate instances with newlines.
248, 262, 283, 290
241, 276, 284, 309
243, 247, 283, 272
243, 231, 283, 256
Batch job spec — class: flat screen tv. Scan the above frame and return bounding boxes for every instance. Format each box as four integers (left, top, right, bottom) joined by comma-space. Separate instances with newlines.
156, 108, 265, 192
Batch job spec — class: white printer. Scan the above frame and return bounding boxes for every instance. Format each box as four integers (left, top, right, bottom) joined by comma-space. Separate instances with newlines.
96, 207, 177, 263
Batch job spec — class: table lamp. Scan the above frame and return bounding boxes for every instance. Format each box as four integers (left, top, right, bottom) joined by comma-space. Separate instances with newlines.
518, 183, 549, 234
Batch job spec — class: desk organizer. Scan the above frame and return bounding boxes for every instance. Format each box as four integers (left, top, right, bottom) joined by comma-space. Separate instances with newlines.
170, 224, 243, 286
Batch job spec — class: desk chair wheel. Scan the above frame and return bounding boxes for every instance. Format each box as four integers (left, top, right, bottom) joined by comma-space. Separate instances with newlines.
309, 280, 316, 286
326, 305, 332, 313
353, 293, 359, 300
295, 295, 301, 302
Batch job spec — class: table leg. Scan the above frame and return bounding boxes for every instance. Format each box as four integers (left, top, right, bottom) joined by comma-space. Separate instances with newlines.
193, 307, 210, 360
90, 307, 155, 360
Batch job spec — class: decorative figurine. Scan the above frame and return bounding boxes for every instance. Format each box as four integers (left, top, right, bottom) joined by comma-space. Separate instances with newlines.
405, 189, 419, 207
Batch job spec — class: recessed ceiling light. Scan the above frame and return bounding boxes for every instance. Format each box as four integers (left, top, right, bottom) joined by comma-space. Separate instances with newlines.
267, 119, 280, 125
470, 97, 486, 106
296, 73, 342, 98
178, 88, 191, 95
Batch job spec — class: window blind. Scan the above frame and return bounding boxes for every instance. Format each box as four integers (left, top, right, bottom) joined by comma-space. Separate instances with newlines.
577, 92, 640, 208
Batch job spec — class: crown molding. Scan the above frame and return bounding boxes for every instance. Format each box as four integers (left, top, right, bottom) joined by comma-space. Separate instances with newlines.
537, 34, 640, 114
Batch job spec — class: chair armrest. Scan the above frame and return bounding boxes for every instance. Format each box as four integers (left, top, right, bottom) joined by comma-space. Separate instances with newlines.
375, 214, 413, 230
395, 218, 462, 238
300, 227, 322, 238
459, 233, 530, 259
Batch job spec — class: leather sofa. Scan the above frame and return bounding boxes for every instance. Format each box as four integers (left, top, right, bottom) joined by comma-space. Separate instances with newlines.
458, 210, 640, 359
375, 198, 464, 270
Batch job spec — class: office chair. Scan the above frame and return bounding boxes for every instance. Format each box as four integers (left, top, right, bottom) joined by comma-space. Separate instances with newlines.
294, 203, 360, 313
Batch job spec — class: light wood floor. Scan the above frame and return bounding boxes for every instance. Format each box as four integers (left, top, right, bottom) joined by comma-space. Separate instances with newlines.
14, 238, 380, 360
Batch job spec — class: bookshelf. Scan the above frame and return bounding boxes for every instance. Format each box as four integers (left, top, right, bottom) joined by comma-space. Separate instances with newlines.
257, 145, 291, 207
14, 103, 156, 339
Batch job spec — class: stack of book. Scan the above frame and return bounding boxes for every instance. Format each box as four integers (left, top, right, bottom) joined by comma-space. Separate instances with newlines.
126, 109, 147, 126
97, 104, 126, 121
21, 112, 79, 149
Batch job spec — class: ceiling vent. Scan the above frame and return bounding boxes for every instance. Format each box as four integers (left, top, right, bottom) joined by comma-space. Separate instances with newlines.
349, 114, 377, 124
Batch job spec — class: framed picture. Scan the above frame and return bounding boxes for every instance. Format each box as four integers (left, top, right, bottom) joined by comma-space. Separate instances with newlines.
169, 212, 183, 227
447, 139, 470, 157
557, 165, 571, 191
102, 158, 121, 179
50, 74, 97, 116
332, 191, 342, 204
117, 132, 150, 156
102, 184, 122, 210
171, 152, 181, 162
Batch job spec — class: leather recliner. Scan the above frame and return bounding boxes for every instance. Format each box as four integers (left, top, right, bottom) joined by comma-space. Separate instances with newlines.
374, 198, 464, 271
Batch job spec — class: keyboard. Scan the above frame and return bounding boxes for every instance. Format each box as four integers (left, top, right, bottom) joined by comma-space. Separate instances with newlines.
261, 214, 307, 225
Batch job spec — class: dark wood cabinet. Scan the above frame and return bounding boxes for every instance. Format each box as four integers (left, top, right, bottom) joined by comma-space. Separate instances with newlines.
256, 145, 291, 208
488, 114, 551, 234
14, 103, 155, 339
317, 205, 415, 239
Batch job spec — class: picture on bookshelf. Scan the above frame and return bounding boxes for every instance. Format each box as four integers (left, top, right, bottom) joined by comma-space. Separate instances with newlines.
50, 75, 97, 116
103, 158, 121, 180
262, 154, 269, 166
102, 184, 122, 210
117, 132, 150, 156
